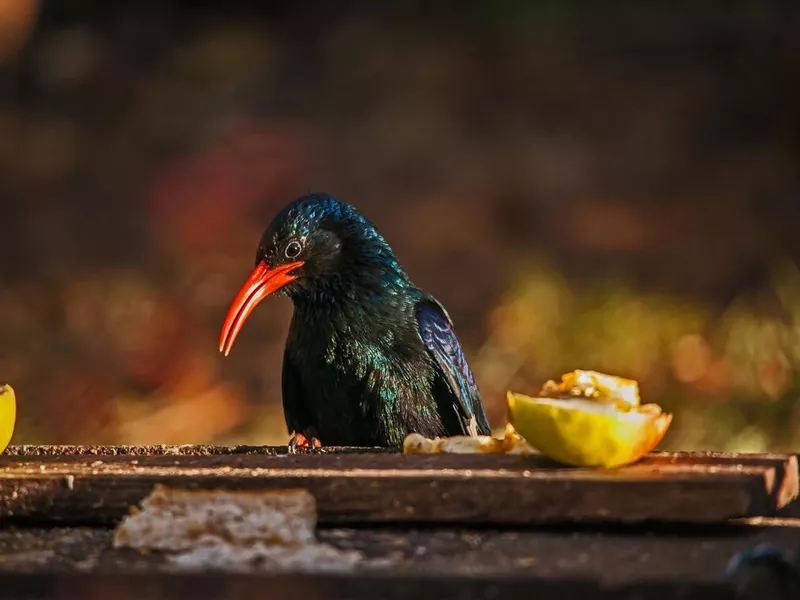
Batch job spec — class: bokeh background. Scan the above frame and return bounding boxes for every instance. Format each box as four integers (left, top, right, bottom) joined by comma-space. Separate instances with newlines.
1, 1, 799, 451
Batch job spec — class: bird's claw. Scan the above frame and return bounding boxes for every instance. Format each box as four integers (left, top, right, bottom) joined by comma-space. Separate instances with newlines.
288, 432, 322, 453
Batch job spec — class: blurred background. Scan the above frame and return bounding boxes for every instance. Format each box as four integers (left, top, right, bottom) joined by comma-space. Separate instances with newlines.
1, 0, 799, 451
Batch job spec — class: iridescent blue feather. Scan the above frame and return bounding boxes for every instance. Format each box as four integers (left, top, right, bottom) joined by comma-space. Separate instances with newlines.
416, 299, 491, 436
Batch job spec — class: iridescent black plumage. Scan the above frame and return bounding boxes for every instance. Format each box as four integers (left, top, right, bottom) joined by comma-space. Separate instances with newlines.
223, 193, 491, 447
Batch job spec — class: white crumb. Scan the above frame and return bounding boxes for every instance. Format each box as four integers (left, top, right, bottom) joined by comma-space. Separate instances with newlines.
114, 486, 317, 551
402, 423, 536, 455
168, 542, 364, 574
113, 485, 377, 574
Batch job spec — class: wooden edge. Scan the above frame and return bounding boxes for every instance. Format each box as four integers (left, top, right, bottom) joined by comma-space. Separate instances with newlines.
0, 460, 783, 496
651, 450, 794, 461
0, 459, 780, 479
2, 447, 797, 513
0, 446, 793, 524
0, 447, 795, 473
732, 516, 800, 527
1, 444, 391, 457
653, 452, 799, 510
0, 453, 792, 512
0, 465, 775, 526
772, 454, 799, 511
0, 445, 792, 463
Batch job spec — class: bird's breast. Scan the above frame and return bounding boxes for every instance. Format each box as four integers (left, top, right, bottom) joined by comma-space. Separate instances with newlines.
286, 307, 442, 445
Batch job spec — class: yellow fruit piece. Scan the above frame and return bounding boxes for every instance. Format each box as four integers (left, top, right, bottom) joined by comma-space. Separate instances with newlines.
539, 369, 640, 408
0, 384, 15, 454
403, 424, 535, 455
506, 391, 672, 468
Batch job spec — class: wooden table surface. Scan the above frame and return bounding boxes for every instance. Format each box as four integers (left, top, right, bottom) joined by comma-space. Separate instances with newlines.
0, 445, 797, 600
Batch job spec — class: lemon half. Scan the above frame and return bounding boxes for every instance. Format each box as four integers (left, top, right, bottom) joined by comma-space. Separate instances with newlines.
507, 391, 672, 468
0, 385, 16, 453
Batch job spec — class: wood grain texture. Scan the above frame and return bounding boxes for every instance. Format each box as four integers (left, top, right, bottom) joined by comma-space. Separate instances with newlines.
0, 572, 742, 600
3, 523, 800, 580
0, 444, 391, 457
0, 447, 795, 526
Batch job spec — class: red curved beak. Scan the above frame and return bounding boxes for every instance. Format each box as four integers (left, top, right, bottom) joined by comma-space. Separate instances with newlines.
219, 260, 304, 356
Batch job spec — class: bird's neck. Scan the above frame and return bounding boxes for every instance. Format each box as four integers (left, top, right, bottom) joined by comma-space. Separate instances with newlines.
295, 239, 413, 305
289, 284, 415, 363
293, 276, 412, 316
290, 254, 416, 339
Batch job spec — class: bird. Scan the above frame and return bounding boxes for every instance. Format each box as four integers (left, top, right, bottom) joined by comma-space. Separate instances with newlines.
219, 193, 491, 449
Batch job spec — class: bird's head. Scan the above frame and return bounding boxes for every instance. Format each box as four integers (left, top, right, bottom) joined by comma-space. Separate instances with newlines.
219, 193, 407, 356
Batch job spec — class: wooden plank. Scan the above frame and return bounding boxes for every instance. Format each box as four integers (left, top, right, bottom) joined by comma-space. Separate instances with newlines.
3, 444, 798, 510
650, 451, 799, 512
1, 446, 796, 477
0, 449, 795, 526
0, 446, 800, 510
3, 523, 800, 582
0, 468, 764, 526
0, 572, 740, 600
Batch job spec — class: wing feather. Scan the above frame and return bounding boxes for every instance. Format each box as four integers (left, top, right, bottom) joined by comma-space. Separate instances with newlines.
416, 299, 491, 436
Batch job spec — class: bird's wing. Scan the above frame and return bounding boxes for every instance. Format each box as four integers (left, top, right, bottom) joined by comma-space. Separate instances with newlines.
281, 348, 316, 437
415, 298, 491, 436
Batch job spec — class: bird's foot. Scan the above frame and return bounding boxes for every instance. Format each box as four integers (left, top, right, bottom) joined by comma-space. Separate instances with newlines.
288, 432, 322, 453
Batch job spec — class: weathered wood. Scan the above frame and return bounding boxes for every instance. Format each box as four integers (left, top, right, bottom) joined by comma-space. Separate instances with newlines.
0, 572, 741, 600
649, 451, 800, 511
3, 525, 798, 599
0, 449, 795, 526
1, 444, 391, 457
3, 445, 797, 506
3, 523, 800, 580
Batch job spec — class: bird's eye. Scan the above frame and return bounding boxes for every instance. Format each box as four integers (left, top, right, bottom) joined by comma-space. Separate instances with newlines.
284, 239, 303, 259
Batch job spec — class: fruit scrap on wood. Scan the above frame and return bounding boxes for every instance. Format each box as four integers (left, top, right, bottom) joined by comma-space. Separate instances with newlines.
403, 370, 672, 468
114, 485, 368, 573
403, 423, 535, 455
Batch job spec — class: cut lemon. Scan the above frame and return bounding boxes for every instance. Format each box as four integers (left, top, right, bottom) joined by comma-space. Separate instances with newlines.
0, 384, 15, 453
507, 384, 672, 468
